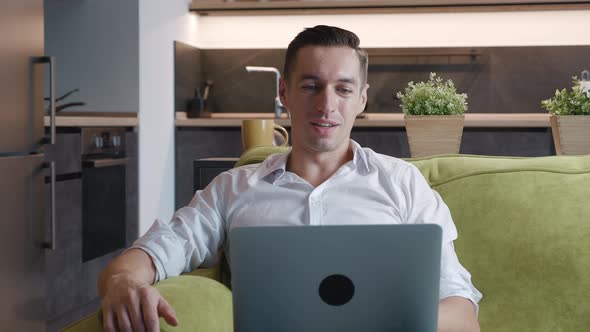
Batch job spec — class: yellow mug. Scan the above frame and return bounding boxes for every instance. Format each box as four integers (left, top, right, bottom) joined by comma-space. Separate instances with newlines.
241, 119, 289, 151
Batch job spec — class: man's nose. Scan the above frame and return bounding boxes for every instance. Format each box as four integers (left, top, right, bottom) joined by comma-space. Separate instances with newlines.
316, 88, 337, 113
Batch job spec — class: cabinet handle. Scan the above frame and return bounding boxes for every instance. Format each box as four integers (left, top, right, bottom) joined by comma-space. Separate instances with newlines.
43, 161, 56, 250
34, 56, 56, 145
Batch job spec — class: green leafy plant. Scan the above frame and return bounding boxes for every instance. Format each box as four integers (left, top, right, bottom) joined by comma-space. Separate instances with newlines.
541, 77, 590, 115
396, 72, 467, 115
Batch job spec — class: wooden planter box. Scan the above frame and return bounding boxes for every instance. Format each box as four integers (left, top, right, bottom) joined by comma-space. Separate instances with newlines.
404, 115, 465, 158
550, 115, 590, 155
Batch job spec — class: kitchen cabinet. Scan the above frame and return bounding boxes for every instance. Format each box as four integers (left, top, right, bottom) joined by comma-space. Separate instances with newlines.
190, 0, 587, 14
41, 130, 138, 331
45, 177, 83, 323
193, 158, 239, 191
44, 0, 139, 113
43, 132, 81, 174
175, 127, 244, 209
42, 132, 84, 330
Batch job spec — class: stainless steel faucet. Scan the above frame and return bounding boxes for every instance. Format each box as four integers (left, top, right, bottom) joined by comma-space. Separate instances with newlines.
245, 66, 287, 119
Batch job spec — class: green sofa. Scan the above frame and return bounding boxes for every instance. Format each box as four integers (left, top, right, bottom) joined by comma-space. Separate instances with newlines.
64, 150, 590, 332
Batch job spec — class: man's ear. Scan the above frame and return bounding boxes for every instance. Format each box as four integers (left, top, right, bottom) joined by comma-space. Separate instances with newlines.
279, 78, 288, 107
357, 83, 370, 116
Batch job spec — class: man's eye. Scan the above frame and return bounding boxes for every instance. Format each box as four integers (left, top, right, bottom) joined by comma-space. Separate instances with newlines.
338, 87, 353, 94
302, 85, 317, 90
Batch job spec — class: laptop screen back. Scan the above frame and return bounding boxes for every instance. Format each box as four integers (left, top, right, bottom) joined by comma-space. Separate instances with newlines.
230, 224, 442, 332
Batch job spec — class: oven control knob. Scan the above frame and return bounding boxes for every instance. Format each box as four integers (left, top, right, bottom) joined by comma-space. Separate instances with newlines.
94, 136, 104, 149
112, 135, 121, 147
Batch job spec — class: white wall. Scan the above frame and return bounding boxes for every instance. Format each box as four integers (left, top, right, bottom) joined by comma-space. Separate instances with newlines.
198, 10, 590, 48
139, 0, 198, 235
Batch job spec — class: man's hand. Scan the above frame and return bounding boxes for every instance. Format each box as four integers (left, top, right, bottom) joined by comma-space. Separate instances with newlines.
101, 273, 178, 332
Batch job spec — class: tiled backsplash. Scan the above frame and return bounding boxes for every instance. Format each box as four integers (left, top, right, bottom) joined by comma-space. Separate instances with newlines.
175, 43, 590, 115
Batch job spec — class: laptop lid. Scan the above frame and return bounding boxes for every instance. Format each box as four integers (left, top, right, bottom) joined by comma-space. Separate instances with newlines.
230, 224, 442, 332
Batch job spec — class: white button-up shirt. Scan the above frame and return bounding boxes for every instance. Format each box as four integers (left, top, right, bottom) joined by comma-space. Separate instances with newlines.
132, 140, 482, 309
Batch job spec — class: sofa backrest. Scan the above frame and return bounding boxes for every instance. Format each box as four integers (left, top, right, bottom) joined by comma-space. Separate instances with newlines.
411, 154, 590, 331
237, 148, 590, 331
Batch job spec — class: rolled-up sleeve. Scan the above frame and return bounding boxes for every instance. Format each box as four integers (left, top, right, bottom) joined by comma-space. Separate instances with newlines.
130, 175, 227, 283
400, 164, 483, 313
440, 241, 483, 314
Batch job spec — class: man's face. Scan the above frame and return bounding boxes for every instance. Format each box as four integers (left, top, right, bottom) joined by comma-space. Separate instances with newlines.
280, 46, 368, 154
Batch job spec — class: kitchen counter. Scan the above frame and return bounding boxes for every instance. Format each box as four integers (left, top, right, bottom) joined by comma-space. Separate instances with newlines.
46, 111, 550, 128
175, 112, 550, 128
43, 112, 138, 127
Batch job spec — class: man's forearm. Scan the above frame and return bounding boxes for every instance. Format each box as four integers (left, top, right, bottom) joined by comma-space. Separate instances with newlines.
437, 296, 480, 332
97, 248, 157, 297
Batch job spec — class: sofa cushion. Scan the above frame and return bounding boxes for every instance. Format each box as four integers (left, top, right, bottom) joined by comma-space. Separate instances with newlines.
410, 154, 590, 331
61, 275, 233, 332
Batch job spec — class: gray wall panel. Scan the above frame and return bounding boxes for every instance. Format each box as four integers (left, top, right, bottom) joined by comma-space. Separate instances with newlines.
45, 0, 139, 113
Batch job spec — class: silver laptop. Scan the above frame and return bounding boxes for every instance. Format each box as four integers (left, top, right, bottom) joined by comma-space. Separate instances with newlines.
229, 224, 442, 332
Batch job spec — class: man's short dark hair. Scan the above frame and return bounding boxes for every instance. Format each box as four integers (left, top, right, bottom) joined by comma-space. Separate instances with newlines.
283, 25, 369, 84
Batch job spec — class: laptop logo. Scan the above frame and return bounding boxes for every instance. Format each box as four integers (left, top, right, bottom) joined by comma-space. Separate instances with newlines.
318, 274, 355, 306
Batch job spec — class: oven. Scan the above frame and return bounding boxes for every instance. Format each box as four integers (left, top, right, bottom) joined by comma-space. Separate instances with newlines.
81, 128, 127, 262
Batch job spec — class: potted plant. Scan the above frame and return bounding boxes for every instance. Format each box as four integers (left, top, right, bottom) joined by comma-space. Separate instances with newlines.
396, 72, 468, 158
541, 77, 590, 155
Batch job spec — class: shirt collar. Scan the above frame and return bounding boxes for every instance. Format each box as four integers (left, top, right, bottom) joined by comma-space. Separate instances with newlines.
350, 139, 371, 174
255, 139, 371, 185
257, 150, 289, 184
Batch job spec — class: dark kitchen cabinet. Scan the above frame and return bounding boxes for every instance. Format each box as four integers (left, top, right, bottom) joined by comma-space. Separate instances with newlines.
44, 177, 83, 322
175, 127, 244, 209
43, 130, 138, 331
193, 158, 239, 191
43, 132, 85, 331
43, 132, 81, 175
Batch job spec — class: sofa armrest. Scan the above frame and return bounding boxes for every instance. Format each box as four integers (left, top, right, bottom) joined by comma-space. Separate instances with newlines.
183, 249, 232, 288
61, 275, 233, 332
183, 266, 220, 280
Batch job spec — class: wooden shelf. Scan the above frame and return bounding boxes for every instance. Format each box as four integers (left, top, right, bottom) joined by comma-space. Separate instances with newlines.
175, 112, 551, 128
44, 115, 138, 127
191, 0, 590, 15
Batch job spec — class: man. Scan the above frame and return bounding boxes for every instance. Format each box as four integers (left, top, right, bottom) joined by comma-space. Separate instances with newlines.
99, 25, 482, 332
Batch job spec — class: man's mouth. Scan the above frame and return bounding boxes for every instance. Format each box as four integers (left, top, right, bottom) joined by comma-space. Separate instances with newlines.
310, 121, 339, 128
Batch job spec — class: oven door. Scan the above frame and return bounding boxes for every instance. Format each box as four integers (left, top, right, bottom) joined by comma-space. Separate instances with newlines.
82, 157, 127, 262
